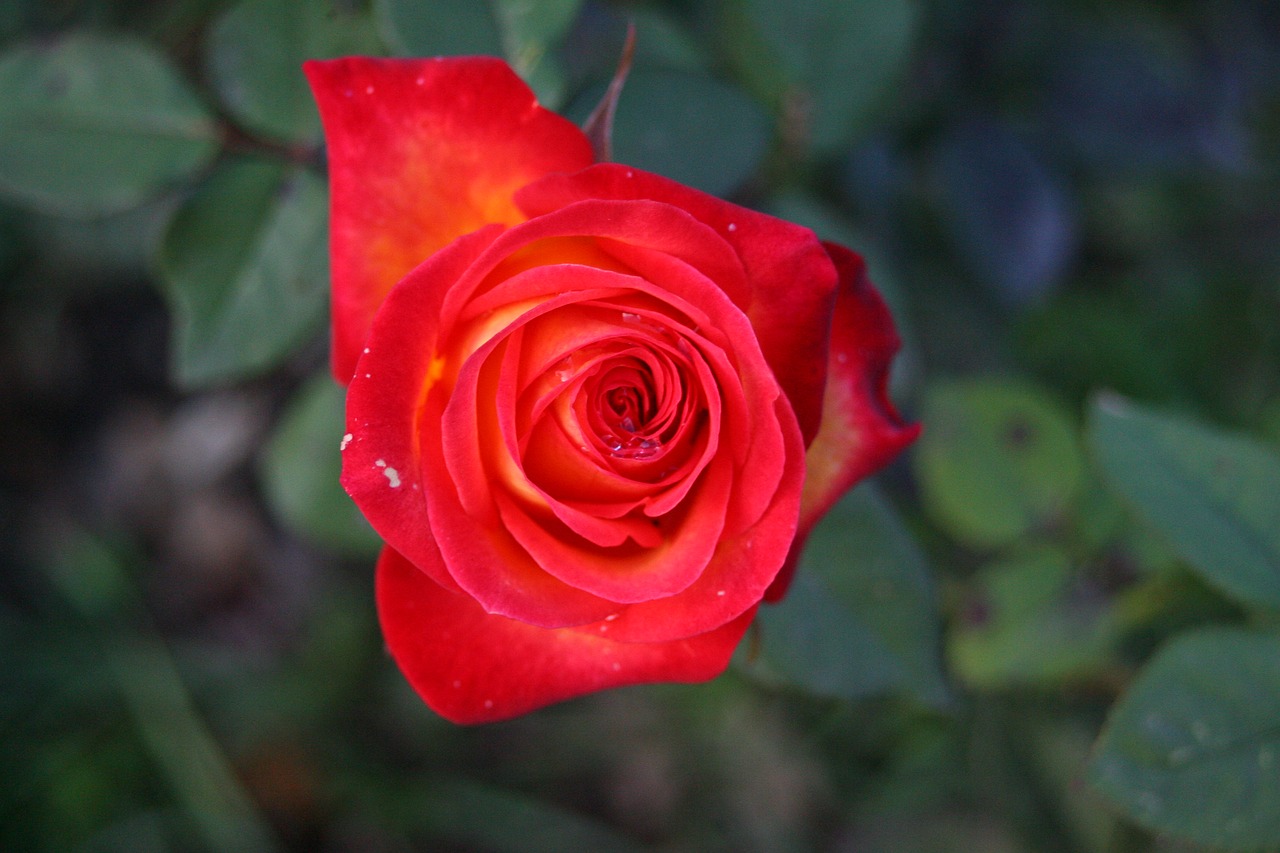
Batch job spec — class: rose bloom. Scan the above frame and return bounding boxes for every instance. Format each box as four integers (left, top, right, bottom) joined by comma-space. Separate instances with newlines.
304, 56, 917, 724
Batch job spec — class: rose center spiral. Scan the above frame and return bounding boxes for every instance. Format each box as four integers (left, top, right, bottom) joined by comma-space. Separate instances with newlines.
588, 362, 669, 459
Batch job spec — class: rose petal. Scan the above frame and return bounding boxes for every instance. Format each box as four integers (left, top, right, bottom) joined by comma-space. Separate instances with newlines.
764, 242, 921, 601
341, 225, 507, 593
597, 394, 806, 643
436, 198, 746, 338
493, 452, 731, 603
304, 56, 593, 381
516, 164, 839, 444
349, 193, 812, 636
377, 546, 755, 724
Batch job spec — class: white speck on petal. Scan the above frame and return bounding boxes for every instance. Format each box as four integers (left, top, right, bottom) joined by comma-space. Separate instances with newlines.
340, 433, 353, 451
364, 373, 371, 378
383, 467, 401, 488
599, 624, 608, 632
415, 76, 425, 86
375, 459, 386, 467
363, 347, 370, 354
625, 170, 634, 178
727, 222, 737, 232
604, 613, 619, 621
365, 85, 374, 94
716, 589, 725, 596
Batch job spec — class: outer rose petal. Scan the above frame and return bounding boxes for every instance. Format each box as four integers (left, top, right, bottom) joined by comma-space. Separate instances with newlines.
341, 225, 508, 595
304, 57, 594, 381
516, 164, 838, 444
765, 242, 920, 601
377, 547, 756, 724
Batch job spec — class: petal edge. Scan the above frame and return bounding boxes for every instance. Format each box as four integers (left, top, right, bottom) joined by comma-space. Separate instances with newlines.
764, 242, 919, 601
305, 56, 594, 381
377, 547, 754, 724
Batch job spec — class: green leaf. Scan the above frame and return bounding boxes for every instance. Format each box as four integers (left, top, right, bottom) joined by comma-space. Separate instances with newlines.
1087, 628, 1280, 849
744, 485, 949, 708
374, 0, 503, 58
205, 0, 381, 145
748, 569, 904, 701
949, 547, 1120, 688
374, 0, 577, 104
491, 0, 581, 50
1088, 395, 1280, 611
260, 373, 382, 558
0, 33, 219, 216
19, 194, 180, 285
159, 158, 328, 387
571, 69, 770, 198
626, 7, 706, 73
491, 0, 582, 106
914, 379, 1085, 549
741, 0, 917, 154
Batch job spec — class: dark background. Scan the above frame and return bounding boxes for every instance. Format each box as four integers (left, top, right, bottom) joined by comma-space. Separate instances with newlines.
2, 0, 1278, 851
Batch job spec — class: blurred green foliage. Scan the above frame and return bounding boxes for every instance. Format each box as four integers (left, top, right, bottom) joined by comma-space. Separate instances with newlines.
0, 0, 1278, 851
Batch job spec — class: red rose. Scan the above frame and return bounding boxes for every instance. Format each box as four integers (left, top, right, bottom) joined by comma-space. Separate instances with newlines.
305, 56, 917, 723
